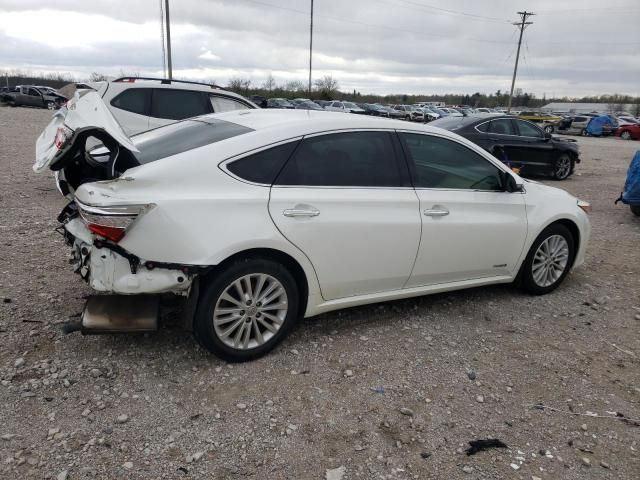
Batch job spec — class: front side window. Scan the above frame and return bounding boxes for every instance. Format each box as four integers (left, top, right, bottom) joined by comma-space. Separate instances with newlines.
516, 119, 543, 138
275, 131, 402, 187
400, 133, 502, 191
488, 119, 516, 135
151, 89, 209, 120
111, 88, 150, 115
210, 95, 251, 113
28, 88, 41, 96
227, 141, 299, 184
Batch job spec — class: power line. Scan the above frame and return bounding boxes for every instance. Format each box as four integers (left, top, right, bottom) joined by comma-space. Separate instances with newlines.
382, 0, 511, 23
507, 11, 534, 113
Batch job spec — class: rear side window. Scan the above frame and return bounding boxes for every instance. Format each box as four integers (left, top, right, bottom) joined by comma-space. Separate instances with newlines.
275, 131, 402, 187
488, 119, 516, 135
151, 89, 210, 120
111, 88, 150, 115
210, 95, 251, 113
131, 117, 254, 165
227, 142, 299, 184
475, 121, 489, 132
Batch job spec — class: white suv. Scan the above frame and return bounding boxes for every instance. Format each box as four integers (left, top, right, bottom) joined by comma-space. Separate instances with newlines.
89, 77, 257, 135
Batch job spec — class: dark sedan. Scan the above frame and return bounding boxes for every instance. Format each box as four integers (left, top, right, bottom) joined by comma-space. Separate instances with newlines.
430, 115, 581, 180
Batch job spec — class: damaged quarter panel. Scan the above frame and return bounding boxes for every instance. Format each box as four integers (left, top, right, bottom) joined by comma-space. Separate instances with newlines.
73, 133, 321, 302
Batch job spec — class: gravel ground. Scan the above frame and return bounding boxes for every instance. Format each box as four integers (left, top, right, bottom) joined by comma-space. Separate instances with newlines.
1, 106, 639, 480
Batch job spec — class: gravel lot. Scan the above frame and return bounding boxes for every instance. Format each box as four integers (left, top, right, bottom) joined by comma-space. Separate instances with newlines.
1, 106, 639, 480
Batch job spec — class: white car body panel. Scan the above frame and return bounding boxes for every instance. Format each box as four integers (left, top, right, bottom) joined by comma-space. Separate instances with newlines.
269, 186, 421, 300
35, 106, 590, 318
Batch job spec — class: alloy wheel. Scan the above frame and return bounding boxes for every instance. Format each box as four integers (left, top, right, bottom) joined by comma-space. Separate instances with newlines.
213, 273, 288, 350
554, 155, 572, 180
621, 131, 631, 140
531, 235, 569, 287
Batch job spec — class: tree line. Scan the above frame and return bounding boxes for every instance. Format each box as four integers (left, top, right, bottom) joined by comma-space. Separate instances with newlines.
2, 69, 638, 112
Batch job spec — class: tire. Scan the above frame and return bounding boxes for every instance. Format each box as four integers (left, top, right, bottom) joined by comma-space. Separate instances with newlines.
519, 223, 575, 295
620, 131, 632, 140
631, 205, 640, 216
544, 125, 554, 134
552, 153, 573, 180
193, 257, 300, 362
46, 101, 56, 110
580, 129, 588, 136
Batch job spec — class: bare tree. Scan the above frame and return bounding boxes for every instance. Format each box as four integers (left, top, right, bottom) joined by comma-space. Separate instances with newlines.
313, 75, 339, 99
262, 74, 277, 93
89, 72, 108, 82
227, 77, 252, 95
284, 80, 305, 93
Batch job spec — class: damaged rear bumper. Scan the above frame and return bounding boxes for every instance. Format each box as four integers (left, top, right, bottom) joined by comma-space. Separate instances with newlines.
63, 216, 197, 295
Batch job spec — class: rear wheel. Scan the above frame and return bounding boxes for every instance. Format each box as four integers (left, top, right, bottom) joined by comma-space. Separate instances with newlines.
544, 125, 554, 133
520, 223, 575, 295
193, 258, 300, 362
580, 129, 588, 136
553, 154, 573, 180
620, 130, 632, 140
631, 205, 640, 216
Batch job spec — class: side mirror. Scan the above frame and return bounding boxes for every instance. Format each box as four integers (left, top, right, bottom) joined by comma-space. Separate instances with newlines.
500, 170, 523, 192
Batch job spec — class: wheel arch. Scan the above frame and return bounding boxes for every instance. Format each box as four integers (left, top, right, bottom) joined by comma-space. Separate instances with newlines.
200, 247, 310, 319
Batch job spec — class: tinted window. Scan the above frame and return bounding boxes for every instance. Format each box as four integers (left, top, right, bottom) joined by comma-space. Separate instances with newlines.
275, 132, 401, 187
210, 95, 251, 113
475, 121, 489, 132
489, 119, 516, 135
151, 89, 209, 120
28, 88, 41, 96
516, 120, 543, 138
111, 88, 149, 115
400, 133, 502, 191
130, 117, 253, 165
227, 142, 299, 184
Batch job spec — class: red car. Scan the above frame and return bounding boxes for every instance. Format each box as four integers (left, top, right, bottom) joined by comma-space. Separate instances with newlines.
616, 123, 640, 140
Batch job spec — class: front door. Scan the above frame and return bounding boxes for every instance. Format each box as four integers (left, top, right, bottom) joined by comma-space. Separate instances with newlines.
398, 132, 528, 287
269, 130, 421, 300
511, 119, 556, 174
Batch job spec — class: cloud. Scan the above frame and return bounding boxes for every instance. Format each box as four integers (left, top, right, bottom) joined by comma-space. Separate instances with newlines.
0, 0, 638, 96
198, 49, 221, 61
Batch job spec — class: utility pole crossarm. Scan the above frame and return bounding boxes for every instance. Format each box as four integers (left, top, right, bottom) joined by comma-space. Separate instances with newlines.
507, 11, 534, 113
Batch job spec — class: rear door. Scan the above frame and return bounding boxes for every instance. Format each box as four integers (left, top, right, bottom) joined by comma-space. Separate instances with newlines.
269, 130, 421, 300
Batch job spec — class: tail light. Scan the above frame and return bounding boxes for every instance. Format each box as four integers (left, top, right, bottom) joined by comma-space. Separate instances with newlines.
54, 125, 73, 150
76, 201, 155, 243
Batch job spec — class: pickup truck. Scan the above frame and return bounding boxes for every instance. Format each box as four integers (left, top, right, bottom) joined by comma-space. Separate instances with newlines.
0, 85, 67, 109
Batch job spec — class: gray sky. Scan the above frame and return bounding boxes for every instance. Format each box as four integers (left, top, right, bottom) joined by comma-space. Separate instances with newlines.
1, 0, 638, 97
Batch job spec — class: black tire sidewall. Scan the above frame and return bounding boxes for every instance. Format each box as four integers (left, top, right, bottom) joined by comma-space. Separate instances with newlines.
553, 154, 573, 180
631, 205, 640, 216
520, 223, 576, 295
193, 258, 300, 362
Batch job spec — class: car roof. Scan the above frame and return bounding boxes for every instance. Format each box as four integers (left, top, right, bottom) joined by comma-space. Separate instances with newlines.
208, 108, 457, 139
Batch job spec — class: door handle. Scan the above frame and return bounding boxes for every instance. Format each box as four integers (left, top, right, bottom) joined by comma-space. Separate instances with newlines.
283, 208, 320, 217
423, 207, 449, 217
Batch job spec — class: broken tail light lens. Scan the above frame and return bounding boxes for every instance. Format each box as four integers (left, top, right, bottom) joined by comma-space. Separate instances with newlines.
54, 125, 73, 150
76, 201, 155, 243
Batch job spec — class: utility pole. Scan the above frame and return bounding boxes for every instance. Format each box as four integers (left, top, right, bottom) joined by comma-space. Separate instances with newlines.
165, 0, 173, 79
507, 11, 534, 113
308, 0, 314, 95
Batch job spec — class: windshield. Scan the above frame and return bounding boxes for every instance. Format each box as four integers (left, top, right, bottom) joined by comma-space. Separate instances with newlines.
130, 117, 254, 165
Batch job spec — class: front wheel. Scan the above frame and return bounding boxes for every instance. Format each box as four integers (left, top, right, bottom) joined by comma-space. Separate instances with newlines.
620, 131, 632, 140
553, 154, 573, 180
193, 258, 300, 362
519, 224, 575, 295
46, 101, 56, 110
544, 125, 554, 134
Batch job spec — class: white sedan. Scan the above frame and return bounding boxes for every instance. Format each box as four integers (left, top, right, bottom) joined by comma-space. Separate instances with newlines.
35, 90, 591, 361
